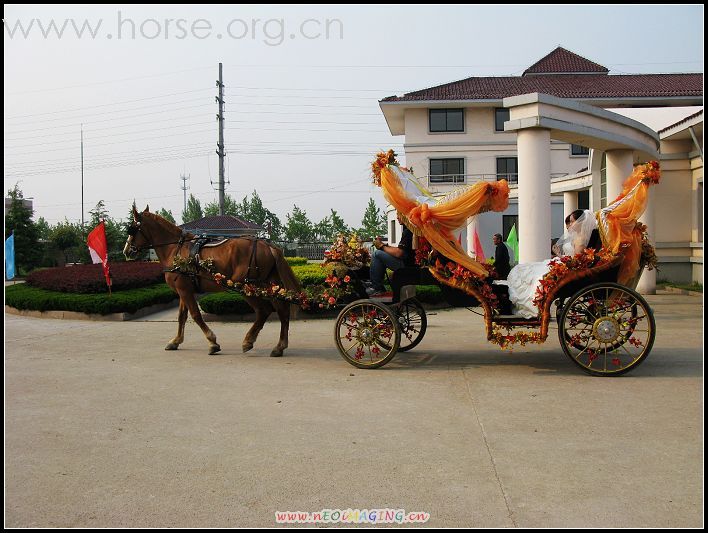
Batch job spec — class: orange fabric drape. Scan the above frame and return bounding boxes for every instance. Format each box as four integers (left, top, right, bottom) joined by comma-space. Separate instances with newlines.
596, 161, 660, 285
380, 165, 509, 277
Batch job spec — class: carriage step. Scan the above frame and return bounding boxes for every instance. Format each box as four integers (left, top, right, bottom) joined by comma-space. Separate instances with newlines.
493, 315, 541, 327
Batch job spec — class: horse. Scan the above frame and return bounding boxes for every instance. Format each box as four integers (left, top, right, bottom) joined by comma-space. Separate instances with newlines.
123, 205, 301, 357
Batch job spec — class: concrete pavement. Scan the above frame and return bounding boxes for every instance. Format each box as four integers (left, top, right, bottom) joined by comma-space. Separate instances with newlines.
4, 293, 703, 527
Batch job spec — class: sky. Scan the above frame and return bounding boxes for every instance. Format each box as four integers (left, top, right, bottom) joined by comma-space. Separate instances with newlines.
3, 4, 704, 229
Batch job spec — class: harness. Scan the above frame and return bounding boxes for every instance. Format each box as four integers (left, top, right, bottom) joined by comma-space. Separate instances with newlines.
128, 214, 264, 292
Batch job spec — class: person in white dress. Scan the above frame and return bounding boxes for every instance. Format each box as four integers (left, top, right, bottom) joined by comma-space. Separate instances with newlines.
506, 209, 598, 318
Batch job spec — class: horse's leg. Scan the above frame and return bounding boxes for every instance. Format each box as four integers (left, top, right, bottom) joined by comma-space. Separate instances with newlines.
165, 299, 188, 350
270, 300, 291, 357
242, 296, 273, 353
179, 290, 220, 355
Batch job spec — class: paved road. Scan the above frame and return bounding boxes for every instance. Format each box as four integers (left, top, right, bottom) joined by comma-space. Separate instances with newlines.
5, 293, 703, 527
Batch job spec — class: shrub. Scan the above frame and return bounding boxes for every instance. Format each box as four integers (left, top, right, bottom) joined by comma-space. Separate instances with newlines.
26, 261, 165, 293
5, 283, 177, 315
290, 264, 327, 286
414, 285, 445, 304
285, 257, 308, 266
198, 292, 252, 315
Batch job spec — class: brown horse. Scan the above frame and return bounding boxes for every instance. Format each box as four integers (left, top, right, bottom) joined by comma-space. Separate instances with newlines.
123, 205, 300, 356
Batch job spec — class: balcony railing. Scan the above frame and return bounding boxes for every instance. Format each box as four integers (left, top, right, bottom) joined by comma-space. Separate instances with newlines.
423, 172, 569, 187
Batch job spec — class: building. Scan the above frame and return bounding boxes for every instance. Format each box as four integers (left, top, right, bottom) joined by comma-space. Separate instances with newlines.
179, 215, 263, 237
379, 47, 702, 286
4, 197, 33, 216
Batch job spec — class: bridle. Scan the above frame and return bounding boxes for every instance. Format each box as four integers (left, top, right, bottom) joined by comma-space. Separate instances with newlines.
125, 212, 194, 256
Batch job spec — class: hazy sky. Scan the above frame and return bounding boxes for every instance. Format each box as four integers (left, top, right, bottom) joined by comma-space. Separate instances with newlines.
3, 4, 704, 229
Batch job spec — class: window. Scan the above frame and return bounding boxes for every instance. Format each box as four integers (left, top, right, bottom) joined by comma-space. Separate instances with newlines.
390, 219, 397, 244
503, 215, 518, 241
430, 158, 464, 183
495, 108, 510, 132
571, 144, 590, 156
496, 157, 518, 184
578, 190, 590, 210
429, 109, 464, 133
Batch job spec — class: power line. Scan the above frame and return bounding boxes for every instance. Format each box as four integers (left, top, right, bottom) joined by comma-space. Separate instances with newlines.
4, 88, 213, 119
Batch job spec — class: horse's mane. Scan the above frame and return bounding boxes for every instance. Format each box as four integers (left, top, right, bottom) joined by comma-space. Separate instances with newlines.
144, 211, 192, 238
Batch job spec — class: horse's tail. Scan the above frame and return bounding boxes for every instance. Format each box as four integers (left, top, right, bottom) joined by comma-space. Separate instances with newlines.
269, 245, 301, 292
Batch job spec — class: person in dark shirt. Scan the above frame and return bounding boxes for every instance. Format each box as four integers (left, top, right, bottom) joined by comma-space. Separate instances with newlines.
369, 214, 414, 295
493, 233, 511, 280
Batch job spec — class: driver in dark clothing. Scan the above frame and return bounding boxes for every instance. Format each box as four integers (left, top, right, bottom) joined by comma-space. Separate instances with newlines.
369, 214, 414, 296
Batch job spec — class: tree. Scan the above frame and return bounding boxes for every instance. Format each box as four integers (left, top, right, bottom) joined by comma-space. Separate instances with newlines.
50, 221, 81, 264
181, 194, 203, 224
358, 198, 387, 240
239, 191, 283, 240
156, 208, 176, 224
313, 215, 333, 242
204, 194, 239, 217
36, 216, 52, 241
5, 184, 41, 273
313, 209, 350, 242
329, 209, 350, 239
284, 205, 314, 242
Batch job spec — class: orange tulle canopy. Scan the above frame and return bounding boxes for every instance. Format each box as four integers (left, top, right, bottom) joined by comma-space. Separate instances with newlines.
379, 164, 509, 277
597, 161, 660, 285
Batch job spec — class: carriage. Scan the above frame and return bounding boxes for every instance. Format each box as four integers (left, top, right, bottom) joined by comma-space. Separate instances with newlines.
332, 252, 655, 376
331, 154, 660, 376
123, 152, 659, 375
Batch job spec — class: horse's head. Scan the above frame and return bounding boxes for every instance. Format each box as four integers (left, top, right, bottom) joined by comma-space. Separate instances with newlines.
123, 204, 151, 260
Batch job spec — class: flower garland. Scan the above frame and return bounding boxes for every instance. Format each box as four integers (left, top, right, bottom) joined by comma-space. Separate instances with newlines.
415, 241, 500, 311
371, 149, 399, 186
489, 324, 544, 350
639, 160, 661, 185
212, 271, 356, 311
323, 233, 370, 270
532, 248, 616, 311
637, 222, 658, 271
172, 255, 216, 275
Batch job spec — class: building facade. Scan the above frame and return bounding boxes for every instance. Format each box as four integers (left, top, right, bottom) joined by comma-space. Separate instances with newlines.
379, 47, 703, 283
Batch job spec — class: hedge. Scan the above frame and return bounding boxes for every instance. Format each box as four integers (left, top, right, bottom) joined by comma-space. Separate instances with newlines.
198, 291, 252, 315
290, 264, 327, 286
26, 262, 165, 293
285, 257, 308, 266
6, 283, 177, 315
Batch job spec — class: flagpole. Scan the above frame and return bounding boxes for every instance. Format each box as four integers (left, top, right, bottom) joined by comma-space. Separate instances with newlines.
81, 124, 84, 228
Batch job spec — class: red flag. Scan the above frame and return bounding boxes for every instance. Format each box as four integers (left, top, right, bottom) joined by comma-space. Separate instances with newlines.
87, 221, 112, 289
472, 226, 486, 262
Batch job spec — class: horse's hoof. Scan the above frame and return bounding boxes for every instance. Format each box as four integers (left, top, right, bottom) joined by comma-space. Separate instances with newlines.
242, 343, 253, 353
270, 349, 284, 357
165, 343, 179, 351
209, 344, 221, 355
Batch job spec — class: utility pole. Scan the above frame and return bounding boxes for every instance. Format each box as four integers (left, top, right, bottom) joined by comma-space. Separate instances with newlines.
180, 173, 190, 214
81, 124, 85, 227
215, 62, 225, 216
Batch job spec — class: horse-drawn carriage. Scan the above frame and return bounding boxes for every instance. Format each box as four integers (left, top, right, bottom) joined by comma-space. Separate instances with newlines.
331, 154, 660, 376
123, 151, 659, 377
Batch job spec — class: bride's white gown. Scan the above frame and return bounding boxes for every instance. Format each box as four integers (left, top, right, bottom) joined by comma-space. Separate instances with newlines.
506, 210, 597, 318
506, 259, 557, 318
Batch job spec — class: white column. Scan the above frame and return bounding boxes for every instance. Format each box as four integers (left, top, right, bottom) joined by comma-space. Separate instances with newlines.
636, 193, 656, 295
563, 191, 578, 220
517, 128, 551, 263
605, 150, 633, 203
466, 217, 475, 258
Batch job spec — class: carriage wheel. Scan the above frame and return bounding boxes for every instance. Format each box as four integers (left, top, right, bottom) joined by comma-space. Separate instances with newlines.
334, 300, 401, 369
378, 298, 427, 352
558, 283, 656, 376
